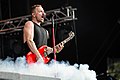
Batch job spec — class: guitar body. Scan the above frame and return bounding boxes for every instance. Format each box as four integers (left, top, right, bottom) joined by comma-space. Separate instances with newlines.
26, 45, 50, 64
26, 31, 75, 64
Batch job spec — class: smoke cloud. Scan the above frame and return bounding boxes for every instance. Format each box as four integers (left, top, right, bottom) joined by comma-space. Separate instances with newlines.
0, 56, 97, 80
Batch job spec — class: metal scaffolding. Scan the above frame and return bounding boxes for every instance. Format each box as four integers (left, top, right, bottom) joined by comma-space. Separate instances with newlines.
0, 6, 77, 33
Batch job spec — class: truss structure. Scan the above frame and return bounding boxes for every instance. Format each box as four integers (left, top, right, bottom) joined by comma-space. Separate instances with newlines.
0, 6, 77, 33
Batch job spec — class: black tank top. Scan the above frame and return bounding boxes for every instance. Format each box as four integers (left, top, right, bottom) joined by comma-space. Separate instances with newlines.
23, 22, 48, 56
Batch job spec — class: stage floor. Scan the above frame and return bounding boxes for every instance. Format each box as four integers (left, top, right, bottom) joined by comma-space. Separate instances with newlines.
0, 71, 61, 80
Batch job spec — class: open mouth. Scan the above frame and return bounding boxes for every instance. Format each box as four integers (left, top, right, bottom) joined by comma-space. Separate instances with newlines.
41, 14, 45, 18
41, 16, 44, 18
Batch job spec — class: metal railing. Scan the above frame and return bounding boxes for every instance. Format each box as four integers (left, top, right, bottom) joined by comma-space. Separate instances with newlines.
0, 6, 77, 33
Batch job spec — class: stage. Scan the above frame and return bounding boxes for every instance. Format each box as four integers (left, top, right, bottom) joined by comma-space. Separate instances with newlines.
0, 71, 60, 80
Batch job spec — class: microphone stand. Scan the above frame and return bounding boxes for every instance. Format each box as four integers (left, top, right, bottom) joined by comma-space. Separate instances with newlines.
51, 13, 56, 61
51, 13, 58, 78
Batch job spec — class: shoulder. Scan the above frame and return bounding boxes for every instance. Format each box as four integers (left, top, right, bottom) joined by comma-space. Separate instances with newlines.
24, 21, 34, 27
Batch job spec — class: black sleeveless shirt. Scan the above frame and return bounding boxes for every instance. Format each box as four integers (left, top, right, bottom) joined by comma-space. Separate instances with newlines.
23, 22, 48, 56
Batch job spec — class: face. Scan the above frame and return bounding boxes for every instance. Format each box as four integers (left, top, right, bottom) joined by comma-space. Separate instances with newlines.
32, 6, 46, 23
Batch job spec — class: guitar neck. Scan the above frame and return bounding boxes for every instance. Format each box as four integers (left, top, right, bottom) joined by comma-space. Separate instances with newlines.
53, 31, 75, 52
60, 36, 72, 45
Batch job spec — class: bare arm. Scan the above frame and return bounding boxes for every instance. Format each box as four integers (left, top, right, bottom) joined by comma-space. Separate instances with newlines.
23, 21, 43, 62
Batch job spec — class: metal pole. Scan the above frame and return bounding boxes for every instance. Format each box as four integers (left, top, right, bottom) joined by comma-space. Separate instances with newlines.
8, 0, 11, 18
0, 0, 2, 20
71, 9, 79, 63
51, 14, 56, 61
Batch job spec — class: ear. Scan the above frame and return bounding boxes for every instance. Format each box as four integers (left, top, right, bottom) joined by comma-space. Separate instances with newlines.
32, 13, 35, 17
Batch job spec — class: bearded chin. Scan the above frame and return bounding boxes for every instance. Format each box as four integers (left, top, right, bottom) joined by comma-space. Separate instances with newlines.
36, 19, 44, 24
41, 19, 44, 23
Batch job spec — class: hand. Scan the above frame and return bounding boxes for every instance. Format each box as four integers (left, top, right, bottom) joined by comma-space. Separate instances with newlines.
37, 57, 44, 63
46, 46, 53, 55
36, 54, 44, 63
55, 42, 64, 53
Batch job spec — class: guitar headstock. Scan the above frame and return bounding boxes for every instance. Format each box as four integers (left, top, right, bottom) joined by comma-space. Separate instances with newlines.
60, 31, 75, 44
68, 31, 75, 39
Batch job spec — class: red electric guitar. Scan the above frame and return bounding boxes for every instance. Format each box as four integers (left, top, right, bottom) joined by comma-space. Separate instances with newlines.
26, 31, 75, 64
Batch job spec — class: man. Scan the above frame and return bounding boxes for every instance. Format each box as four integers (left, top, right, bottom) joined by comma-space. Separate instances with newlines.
23, 4, 64, 63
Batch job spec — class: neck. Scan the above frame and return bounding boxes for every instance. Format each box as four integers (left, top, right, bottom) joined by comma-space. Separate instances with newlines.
32, 19, 41, 26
